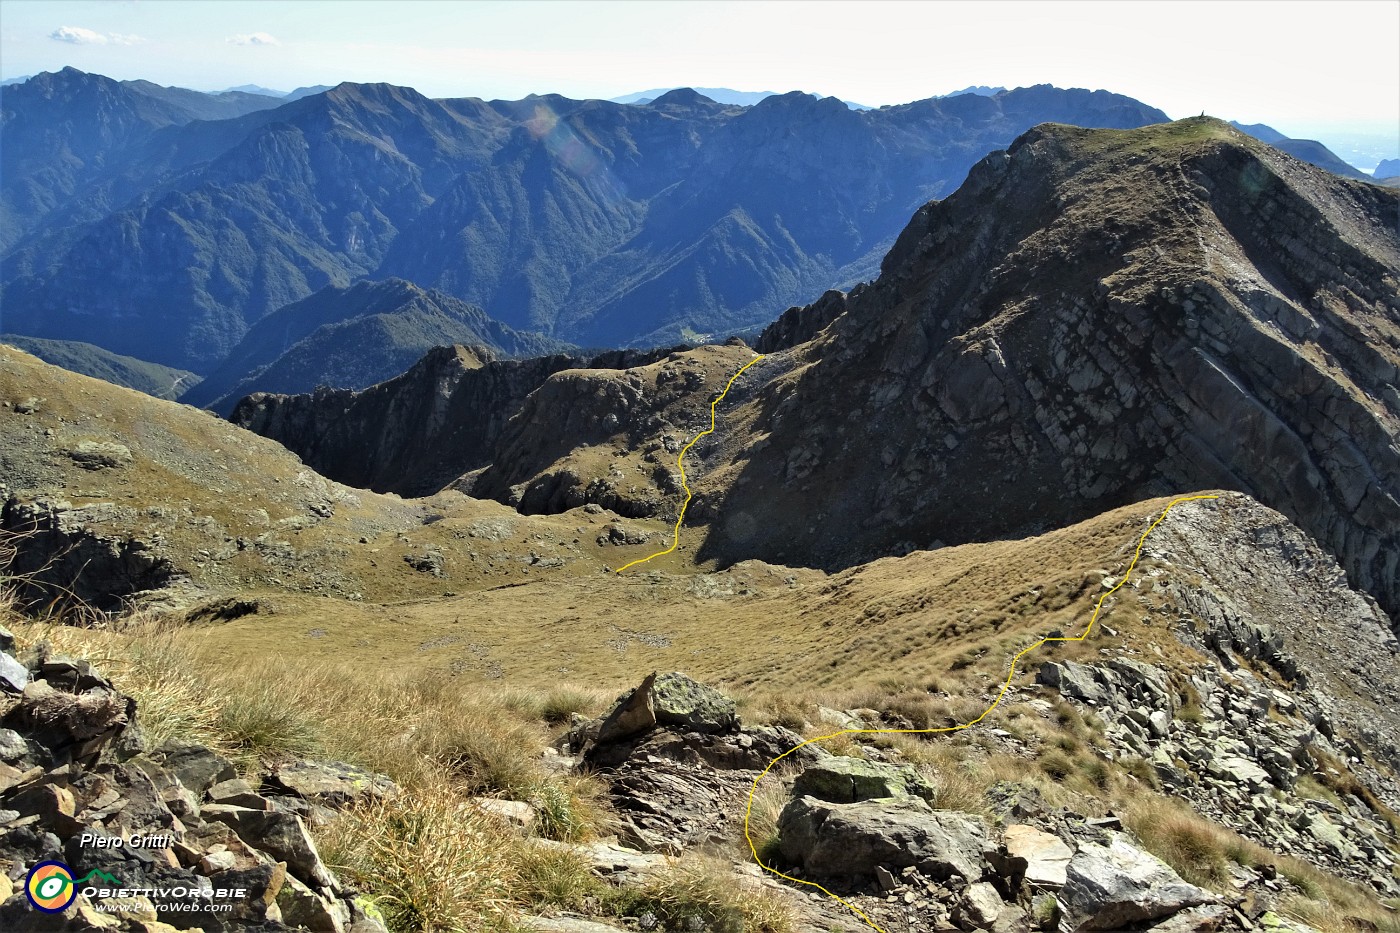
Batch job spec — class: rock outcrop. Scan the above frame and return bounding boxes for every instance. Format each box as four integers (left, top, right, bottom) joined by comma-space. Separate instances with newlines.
232, 345, 679, 498
564, 671, 1340, 933
568, 671, 821, 853
0, 635, 394, 931
1058, 836, 1216, 931
1008, 496, 1400, 901
470, 343, 763, 518
777, 794, 995, 882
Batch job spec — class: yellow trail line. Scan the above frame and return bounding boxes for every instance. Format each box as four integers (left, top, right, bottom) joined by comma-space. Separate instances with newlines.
742, 493, 1220, 932
613, 353, 767, 574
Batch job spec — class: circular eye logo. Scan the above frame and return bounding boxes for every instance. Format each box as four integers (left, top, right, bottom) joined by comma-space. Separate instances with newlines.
26, 860, 77, 913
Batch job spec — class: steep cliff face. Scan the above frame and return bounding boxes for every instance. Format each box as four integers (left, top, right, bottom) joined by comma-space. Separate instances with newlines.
698, 119, 1400, 623
469, 342, 762, 518
230, 345, 681, 497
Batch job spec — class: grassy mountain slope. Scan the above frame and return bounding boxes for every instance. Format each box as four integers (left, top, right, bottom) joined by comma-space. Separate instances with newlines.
0, 333, 200, 399
0, 344, 635, 609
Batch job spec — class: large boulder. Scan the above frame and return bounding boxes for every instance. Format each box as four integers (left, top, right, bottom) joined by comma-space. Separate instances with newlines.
790, 756, 935, 804
777, 795, 993, 882
1058, 833, 1217, 931
149, 739, 237, 796
651, 672, 738, 734
203, 804, 339, 891
1036, 661, 1110, 705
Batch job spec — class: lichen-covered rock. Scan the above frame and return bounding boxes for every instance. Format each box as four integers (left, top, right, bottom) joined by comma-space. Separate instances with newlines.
790, 755, 935, 804
266, 759, 399, 810
651, 671, 738, 734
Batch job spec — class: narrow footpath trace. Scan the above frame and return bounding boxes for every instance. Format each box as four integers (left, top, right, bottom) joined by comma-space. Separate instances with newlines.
741, 494, 1220, 932
612, 352, 766, 574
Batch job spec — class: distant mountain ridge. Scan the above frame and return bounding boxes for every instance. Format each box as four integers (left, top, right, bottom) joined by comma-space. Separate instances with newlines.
181, 278, 569, 413
1, 71, 1170, 371
0, 333, 199, 399
0, 67, 288, 252
938, 85, 1006, 98
220, 84, 288, 97
1229, 120, 1368, 179
610, 86, 873, 109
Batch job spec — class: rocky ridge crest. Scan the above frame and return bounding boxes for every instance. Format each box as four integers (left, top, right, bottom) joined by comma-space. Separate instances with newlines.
698, 119, 1400, 626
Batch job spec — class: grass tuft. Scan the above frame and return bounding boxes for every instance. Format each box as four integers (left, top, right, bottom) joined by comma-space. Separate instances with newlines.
317, 776, 518, 932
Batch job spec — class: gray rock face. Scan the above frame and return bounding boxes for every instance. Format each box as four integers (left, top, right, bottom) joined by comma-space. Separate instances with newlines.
1, 497, 179, 611
151, 738, 237, 796
203, 806, 340, 891
777, 794, 993, 882
790, 756, 935, 804
755, 289, 851, 353
1058, 834, 1216, 931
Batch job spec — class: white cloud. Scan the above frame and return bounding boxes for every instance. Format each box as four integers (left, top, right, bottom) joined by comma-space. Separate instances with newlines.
227, 32, 280, 47
48, 26, 145, 46
50, 26, 108, 45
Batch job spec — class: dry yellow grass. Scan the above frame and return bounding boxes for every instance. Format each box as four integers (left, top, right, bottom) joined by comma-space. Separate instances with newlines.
4, 349, 1394, 932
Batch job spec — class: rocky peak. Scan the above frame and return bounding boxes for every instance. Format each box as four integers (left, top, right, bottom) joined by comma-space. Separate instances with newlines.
649, 87, 717, 109
699, 118, 1400, 625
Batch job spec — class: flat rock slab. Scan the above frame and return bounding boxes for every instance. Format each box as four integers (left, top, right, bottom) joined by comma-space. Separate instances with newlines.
267, 759, 398, 809
1059, 832, 1216, 932
791, 756, 935, 804
1003, 823, 1073, 888
778, 795, 992, 882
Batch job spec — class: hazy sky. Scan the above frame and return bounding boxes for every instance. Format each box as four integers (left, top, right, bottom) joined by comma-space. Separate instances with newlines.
2, 0, 1397, 146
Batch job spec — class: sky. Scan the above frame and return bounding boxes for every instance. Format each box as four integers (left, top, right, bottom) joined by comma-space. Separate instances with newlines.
2, 0, 1397, 162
